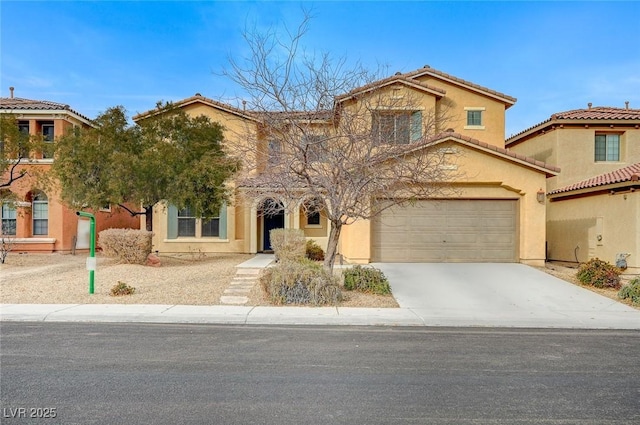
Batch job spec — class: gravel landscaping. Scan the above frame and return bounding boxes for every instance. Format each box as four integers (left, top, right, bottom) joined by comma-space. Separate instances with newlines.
0, 252, 399, 308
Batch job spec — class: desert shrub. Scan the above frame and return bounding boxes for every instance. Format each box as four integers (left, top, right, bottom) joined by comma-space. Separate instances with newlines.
270, 228, 306, 262
343, 265, 391, 295
110, 281, 135, 296
305, 239, 325, 261
260, 258, 341, 305
576, 258, 621, 289
618, 278, 640, 305
99, 228, 153, 264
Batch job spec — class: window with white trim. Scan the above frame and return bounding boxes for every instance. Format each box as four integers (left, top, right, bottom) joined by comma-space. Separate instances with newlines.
1, 203, 17, 235
177, 206, 196, 237
32, 192, 48, 235
464, 107, 486, 130
595, 134, 620, 162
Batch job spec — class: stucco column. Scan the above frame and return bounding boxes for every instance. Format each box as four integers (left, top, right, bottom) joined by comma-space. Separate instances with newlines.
249, 204, 257, 253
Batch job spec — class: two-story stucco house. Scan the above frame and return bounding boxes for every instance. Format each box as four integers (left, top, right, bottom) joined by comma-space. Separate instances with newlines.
0, 90, 140, 253
506, 104, 640, 272
135, 66, 559, 266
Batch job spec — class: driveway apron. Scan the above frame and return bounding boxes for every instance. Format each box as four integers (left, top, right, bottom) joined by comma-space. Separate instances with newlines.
373, 263, 640, 329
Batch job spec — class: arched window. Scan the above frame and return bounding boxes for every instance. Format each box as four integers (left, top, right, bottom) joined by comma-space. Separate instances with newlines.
32, 192, 48, 235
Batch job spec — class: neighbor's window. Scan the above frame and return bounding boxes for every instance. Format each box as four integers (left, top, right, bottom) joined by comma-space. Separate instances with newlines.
177, 206, 196, 237
42, 122, 55, 159
17, 121, 30, 158
595, 134, 620, 162
372, 111, 422, 145
1, 203, 17, 235
32, 192, 48, 235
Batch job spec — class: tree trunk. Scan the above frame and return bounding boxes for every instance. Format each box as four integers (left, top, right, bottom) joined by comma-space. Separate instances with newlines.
323, 221, 342, 272
145, 206, 153, 232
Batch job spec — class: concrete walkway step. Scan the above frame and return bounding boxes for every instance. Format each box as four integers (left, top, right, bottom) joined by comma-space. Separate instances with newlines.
220, 259, 269, 306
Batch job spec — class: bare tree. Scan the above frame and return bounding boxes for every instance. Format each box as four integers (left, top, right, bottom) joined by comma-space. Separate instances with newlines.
224, 15, 458, 270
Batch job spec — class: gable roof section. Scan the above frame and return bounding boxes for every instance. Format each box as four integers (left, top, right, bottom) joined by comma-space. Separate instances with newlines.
402, 65, 517, 107
0, 96, 92, 124
132, 94, 257, 122
507, 106, 640, 146
550, 162, 640, 196
335, 75, 446, 103
419, 131, 559, 177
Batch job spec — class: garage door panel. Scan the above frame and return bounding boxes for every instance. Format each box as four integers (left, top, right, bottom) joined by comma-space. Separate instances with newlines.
372, 200, 517, 262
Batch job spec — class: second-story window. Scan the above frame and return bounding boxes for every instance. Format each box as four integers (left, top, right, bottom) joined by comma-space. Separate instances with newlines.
372, 111, 422, 145
17, 121, 29, 158
595, 134, 620, 162
301, 134, 326, 162
464, 107, 486, 130
42, 122, 54, 159
267, 140, 282, 166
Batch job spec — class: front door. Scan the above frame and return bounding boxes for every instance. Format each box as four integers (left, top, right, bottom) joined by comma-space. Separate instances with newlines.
263, 211, 285, 251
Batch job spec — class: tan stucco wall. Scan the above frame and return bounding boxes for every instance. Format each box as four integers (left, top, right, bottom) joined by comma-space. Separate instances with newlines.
338, 141, 549, 266
508, 126, 640, 191
412, 76, 508, 146
547, 191, 639, 273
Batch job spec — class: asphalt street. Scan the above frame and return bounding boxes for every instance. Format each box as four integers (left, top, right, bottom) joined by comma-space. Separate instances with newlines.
1, 322, 639, 425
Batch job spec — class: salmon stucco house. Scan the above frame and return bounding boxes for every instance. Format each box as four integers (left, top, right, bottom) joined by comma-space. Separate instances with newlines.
135, 66, 559, 266
0, 90, 140, 253
506, 104, 640, 273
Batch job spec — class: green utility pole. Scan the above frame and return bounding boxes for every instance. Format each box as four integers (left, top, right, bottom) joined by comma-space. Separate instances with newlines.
76, 211, 96, 294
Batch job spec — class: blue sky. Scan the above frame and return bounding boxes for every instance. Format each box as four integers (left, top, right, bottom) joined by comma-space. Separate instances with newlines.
1, 1, 639, 137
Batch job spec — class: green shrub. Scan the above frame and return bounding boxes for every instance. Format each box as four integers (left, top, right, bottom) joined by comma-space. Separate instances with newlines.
99, 228, 153, 264
269, 228, 306, 262
260, 258, 341, 305
576, 258, 621, 289
110, 281, 136, 296
305, 239, 325, 261
618, 278, 640, 305
343, 265, 392, 295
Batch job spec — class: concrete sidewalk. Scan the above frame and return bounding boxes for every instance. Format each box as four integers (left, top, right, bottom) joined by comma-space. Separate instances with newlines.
2, 302, 640, 328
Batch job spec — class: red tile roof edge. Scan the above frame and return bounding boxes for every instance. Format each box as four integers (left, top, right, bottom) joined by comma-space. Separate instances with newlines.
507, 106, 640, 144
403, 66, 517, 104
550, 162, 640, 195
132, 94, 256, 121
0, 97, 92, 123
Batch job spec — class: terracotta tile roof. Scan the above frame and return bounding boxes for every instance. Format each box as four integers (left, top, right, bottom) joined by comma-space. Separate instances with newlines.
0, 96, 91, 122
550, 162, 640, 195
507, 106, 640, 144
550, 106, 640, 120
402, 65, 517, 105
132, 93, 257, 122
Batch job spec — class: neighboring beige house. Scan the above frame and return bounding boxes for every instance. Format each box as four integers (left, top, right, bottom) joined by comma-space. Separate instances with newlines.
506, 105, 640, 272
135, 66, 559, 266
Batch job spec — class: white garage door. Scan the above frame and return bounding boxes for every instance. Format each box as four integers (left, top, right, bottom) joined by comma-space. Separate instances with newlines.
371, 200, 518, 262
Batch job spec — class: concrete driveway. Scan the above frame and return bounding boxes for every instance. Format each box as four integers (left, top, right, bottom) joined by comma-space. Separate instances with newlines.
373, 263, 640, 329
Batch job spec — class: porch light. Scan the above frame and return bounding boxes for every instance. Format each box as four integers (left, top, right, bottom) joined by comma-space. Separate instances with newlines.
536, 189, 546, 204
